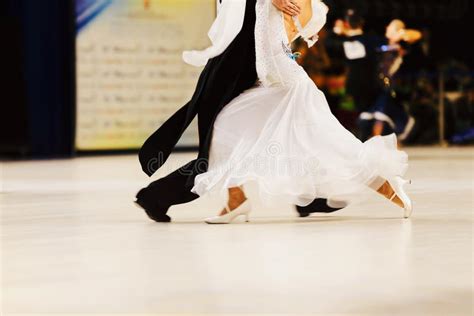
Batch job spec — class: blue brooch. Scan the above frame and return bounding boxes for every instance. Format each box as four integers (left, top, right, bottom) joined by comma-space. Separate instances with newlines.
282, 41, 301, 61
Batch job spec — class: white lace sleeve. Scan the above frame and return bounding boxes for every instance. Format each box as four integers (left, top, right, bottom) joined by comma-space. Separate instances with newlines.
182, 0, 247, 67
298, 0, 329, 48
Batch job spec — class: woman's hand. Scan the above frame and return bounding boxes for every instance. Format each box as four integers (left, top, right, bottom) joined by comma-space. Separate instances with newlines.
272, 0, 301, 16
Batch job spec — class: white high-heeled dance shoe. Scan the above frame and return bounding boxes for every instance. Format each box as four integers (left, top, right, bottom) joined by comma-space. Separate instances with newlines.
387, 176, 413, 218
205, 199, 251, 224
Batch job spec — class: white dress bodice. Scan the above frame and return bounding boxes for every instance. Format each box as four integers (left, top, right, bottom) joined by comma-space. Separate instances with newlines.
255, 0, 328, 87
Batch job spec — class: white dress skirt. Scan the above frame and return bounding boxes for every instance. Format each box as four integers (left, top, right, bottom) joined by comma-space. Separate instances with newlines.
190, 0, 408, 208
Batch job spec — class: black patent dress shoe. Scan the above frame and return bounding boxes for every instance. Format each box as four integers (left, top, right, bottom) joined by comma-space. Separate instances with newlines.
296, 198, 345, 217
133, 198, 171, 223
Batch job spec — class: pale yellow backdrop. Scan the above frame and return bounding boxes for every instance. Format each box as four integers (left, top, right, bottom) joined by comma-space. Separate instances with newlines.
76, 0, 215, 150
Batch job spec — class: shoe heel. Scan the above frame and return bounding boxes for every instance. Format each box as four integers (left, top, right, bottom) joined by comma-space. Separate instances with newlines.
205, 200, 252, 224
387, 176, 413, 219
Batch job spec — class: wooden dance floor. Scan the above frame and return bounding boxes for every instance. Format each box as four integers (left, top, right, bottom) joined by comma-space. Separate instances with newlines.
1, 147, 473, 315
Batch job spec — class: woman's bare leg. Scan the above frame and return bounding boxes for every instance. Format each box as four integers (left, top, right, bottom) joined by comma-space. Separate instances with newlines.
219, 186, 247, 215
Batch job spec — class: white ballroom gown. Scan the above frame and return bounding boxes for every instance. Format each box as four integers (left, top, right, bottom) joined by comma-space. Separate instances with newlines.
188, 0, 408, 208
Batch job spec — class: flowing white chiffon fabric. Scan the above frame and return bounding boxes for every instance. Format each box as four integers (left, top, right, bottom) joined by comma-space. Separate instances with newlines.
192, 82, 408, 207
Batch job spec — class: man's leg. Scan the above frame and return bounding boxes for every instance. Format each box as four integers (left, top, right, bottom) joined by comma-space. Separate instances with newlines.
135, 160, 200, 222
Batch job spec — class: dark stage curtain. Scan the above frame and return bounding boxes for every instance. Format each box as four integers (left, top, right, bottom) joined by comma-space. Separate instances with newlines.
1, 0, 76, 158
0, 12, 28, 155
